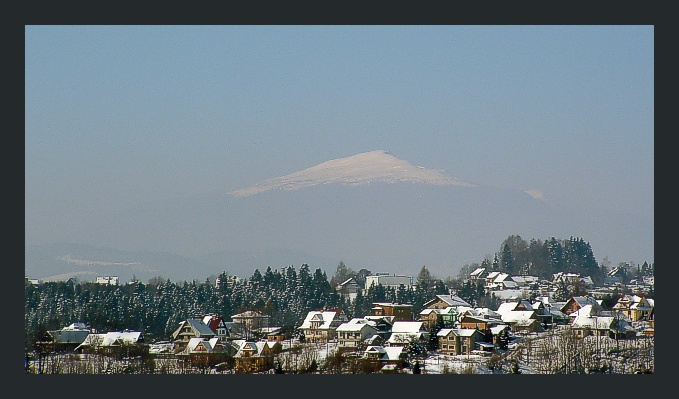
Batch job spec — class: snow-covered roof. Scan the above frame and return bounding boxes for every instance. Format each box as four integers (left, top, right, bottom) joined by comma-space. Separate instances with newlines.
48, 328, 90, 344
77, 331, 144, 349
336, 320, 377, 333
438, 328, 482, 338
489, 325, 509, 335
383, 346, 404, 361
391, 321, 424, 333
486, 271, 501, 279
496, 299, 533, 313
427, 294, 471, 308
62, 322, 89, 331
512, 276, 539, 285
572, 314, 614, 330
184, 337, 222, 353
100, 331, 143, 346
258, 326, 283, 334
470, 267, 486, 277
339, 277, 357, 286
499, 310, 535, 324
299, 310, 345, 330
373, 302, 413, 308
493, 273, 512, 283
232, 310, 266, 318
491, 289, 524, 300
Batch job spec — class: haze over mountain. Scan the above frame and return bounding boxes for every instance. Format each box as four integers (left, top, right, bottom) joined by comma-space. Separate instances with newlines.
25, 150, 652, 284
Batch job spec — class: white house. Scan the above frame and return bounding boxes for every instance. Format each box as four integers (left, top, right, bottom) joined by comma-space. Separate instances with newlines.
336, 318, 379, 349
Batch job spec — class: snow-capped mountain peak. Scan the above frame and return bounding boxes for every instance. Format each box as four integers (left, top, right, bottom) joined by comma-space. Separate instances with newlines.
228, 150, 476, 197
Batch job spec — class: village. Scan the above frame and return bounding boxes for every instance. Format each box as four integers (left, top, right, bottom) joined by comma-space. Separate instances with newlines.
27, 266, 654, 374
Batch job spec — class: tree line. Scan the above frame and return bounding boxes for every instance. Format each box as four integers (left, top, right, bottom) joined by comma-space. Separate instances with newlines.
25, 263, 447, 352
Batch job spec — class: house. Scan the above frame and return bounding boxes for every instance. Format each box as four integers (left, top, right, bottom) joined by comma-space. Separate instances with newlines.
232, 340, 281, 373
419, 295, 473, 330
231, 310, 271, 332
419, 308, 443, 330
259, 326, 286, 342
469, 267, 487, 281
298, 308, 349, 342
362, 345, 407, 370
336, 318, 380, 351
511, 275, 540, 288
371, 302, 413, 321
612, 294, 654, 322
202, 314, 231, 343
45, 322, 91, 352
560, 296, 603, 316
176, 337, 232, 367
496, 300, 543, 333
487, 273, 518, 291
458, 307, 503, 323
385, 321, 429, 347
423, 294, 471, 310
364, 315, 396, 339
485, 271, 502, 286
365, 273, 413, 290
459, 315, 495, 332
171, 318, 216, 352
336, 277, 362, 302
605, 266, 626, 284
489, 324, 511, 346
75, 330, 148, 356
571, 305, 636, 339
95, 276, 119, 285
437, 328, 487, 356
497, 298, 534, 312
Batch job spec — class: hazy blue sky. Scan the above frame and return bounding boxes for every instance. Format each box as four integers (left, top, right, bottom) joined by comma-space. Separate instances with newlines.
25, 25, 653, 266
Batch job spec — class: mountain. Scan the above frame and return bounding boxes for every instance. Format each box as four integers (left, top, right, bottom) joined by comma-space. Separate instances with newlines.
228, 150, 476, 197
25, 150, 652, 282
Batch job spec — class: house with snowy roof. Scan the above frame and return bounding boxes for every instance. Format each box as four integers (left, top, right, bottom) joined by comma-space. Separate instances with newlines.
496, 300, 544, 333
419, 307, 464, 330
45, 322, 91, 351
423, 294, 471, 310
171, 318, 216, 352
364, 315, 396, 339
75, 330, 148, 356
469, 267, 487, 281
489, 324, 511, 346
176, 337, 232, 367
459, 314, 498, 331
570, 304, 636, 339
560, 296, 603, 316
612, 294, 654, 322
299, 308, 349, 342
371, 302, 413, 321
201, 314, 231, 342
232, 339, 281, 373
511, 275, 540, 288
485, 271, 501, 285
231, 310, 271, 332
336, 277, 361, 301
336, 318, 380, 350
486, 273, 518, 291
437, 328, 487, 356
362, 345, 407, 368
385, 321, 429, 347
